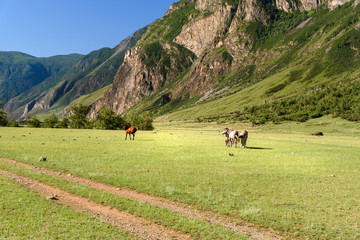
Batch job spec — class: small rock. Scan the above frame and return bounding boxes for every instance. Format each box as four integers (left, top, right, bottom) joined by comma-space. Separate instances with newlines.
116, 188, 121, 191
39, 156, 47, 162
46, 195, 58, 200
311, 131, 323, 136
229, 153, 234, 156
329, 174, 336, 177
41, 142, 45, 145
21, 135, 26, 137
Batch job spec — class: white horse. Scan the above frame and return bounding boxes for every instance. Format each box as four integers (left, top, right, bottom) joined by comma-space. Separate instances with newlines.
222, 128, 240, 148
229, 130, 240, 148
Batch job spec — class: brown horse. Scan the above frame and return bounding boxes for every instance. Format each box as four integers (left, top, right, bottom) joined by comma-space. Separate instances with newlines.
239, 130, 248, 148
124, 125, 137, 140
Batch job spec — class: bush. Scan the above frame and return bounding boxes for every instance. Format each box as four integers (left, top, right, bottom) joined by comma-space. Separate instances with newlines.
42, 114, 59, 128
27, 117, 41, 128
95, 108, 125, 130
69, 104, 91, 129
0, 101, 7, 126
126, 112, 154, 130
7, 118, 19, 127
56, 118, 70, 128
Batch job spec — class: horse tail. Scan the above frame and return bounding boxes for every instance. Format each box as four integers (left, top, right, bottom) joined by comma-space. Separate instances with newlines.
235, 135, 240, 142
132, 127, 137, 133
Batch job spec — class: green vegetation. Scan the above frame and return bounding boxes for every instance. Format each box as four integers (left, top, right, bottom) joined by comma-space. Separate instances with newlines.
27, 116, 41, 128
6, 119, 19, 127
0, 120, 359, 239
69, 104, 92, 129
141, 1, 197, 44
95, 108, 125, 130
0, 175, 137, 239
242, 78, 360, 124
142, 42, 168, 68
0, 52, 82, 105
0, 101, 7, 126
42, 114, 59, 128
126, 111, 154, 130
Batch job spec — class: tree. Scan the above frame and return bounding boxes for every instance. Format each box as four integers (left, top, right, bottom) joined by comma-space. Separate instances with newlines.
95, 108, 125, 130
42, 114, 59, 128
56, 117, 70, 128
27, 117, 41, 128
7, 118, 19, 127
0, 101, 8, 126
69, 104, 91, 129
126, 112, 154, 130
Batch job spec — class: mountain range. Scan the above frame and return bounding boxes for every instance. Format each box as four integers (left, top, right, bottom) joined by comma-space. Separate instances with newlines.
1, 0, 360, 124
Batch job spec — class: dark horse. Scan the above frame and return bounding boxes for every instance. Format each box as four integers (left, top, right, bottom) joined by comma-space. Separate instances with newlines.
124, 125, 137, 140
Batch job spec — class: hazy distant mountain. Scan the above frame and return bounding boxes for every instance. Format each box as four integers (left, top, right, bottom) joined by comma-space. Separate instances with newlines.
0, 52, 82, 105
3, 26, 147, 120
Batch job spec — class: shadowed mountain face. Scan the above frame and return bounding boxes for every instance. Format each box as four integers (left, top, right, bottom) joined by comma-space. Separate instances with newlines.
0, 52, 82, 105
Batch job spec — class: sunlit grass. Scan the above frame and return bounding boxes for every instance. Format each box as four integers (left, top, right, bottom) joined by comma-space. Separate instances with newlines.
0, 175, 138, 239
0, 118, 360, 239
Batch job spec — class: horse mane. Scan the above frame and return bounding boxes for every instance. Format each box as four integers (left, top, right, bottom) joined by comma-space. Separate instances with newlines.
123, 125, 130, 130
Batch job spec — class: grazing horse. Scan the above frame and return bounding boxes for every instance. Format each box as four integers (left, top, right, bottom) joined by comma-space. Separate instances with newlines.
124, 125, 137, 140
229, 130, 240, 148
239, 130, 248, 148
222, 128, 232, 147
222, 128, 240, 147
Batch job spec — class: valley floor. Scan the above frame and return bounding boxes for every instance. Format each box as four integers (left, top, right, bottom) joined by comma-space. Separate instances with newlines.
0, 117, 359, 239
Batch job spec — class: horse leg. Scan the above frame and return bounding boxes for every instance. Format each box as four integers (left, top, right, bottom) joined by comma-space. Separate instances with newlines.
132, 133, 135, 140
125, 133, 128, 140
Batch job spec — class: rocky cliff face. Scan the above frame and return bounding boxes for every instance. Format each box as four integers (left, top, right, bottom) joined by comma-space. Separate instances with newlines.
89, 0, 356, 117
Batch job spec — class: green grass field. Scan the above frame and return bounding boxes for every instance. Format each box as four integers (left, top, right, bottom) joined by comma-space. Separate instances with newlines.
0, 174, 138, 239
0, 117, 359, 239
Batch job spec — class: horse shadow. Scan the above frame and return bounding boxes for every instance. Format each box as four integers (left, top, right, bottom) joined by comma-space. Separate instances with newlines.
247, 146, 272, 150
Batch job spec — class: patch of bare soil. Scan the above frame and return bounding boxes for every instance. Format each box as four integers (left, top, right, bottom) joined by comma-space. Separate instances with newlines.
0, 158, 284, 240
0, 168, 191, 240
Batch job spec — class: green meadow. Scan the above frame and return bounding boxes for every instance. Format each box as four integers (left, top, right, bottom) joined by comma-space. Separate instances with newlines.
0, 174, 138, 239
0, 117, 359, 239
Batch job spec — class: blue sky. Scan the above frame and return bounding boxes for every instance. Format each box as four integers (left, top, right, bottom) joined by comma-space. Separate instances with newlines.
0, 0, 178, 57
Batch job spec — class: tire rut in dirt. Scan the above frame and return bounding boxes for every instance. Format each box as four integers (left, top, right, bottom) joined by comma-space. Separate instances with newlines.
0, 168, 192, 240
0, 158, 284, 240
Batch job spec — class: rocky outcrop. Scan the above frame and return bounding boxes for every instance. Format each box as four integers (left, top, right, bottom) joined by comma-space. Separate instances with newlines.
90, 47, 165, 117
299, 0, 323, 11
328, 0, 351, 9
89, 0, 357, 118
174, 4, 234, 57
